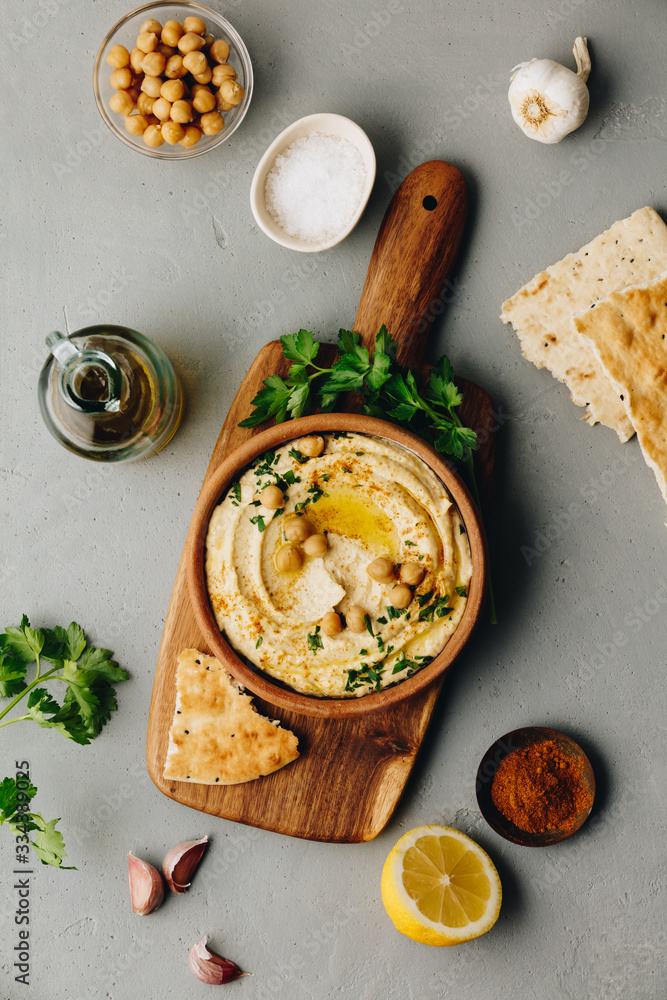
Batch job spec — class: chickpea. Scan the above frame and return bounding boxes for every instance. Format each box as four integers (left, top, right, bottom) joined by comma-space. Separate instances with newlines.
140, 75, 163, 98
140, 18, 162, 34
136, 92, 155, 115
216, 92, 234, 112
275, 544, 303, 573
302, 534, 328, 557
129, 46, 145, 72
367, 557, 395, 584
161, 120, 185, 145
126, 86, 141, 104
161, 20, 184, 46
143, 123, 164, 147
200, 110, 224, 134
160, 78, 184, 102
212, 63, 237, 87
283, 516, 314, 543
192, 65, 213, 84
346, 606, 368, 634
152, 97, 172, 121
157, 42, 176, 58
170, 99, 193, 123
400, 562, 425, 587
192, 87, 216, 113
110, 66, 133, 90
389, 584, 413, 609
164, 54, 187, 79
124, 113, 149, 136
179, 125, 202, 147
136, 31, 158, 53
109, 90, 135, 115
182, 50, 207, 76
298, 435, 324, 458
218, 78, 244, 106
260, 484, 284, 510
141, 50, 166, 76
178, 31, 206, 54
106, 44, 130, 68
209, 39, 230, 64
321, 612, 342, 637
183, 15, 206, 34
203, 32, 214, 48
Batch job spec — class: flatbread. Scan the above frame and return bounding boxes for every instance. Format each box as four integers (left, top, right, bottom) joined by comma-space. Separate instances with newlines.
574, 272, 667, 505
163, 649, 299, 785
500, 207, 667, 441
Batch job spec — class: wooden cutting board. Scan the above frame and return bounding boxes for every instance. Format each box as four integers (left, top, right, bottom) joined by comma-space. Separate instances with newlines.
146, 161, 495, 842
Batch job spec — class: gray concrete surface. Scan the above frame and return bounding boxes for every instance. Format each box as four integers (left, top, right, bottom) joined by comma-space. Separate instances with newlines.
2, 0, 666, 997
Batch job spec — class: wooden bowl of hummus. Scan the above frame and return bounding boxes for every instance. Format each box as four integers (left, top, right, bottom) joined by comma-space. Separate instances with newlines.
187, 413, 487, 718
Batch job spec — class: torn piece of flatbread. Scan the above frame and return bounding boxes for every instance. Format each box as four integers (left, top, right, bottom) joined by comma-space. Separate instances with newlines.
164, 649, 299, 785
574, 272, 667, 505
500, 207, 667, 442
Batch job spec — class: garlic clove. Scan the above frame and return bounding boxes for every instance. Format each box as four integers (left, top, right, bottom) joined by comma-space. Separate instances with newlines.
508, 37, 591, 144
189, 936, 249, 985
162, 835, 208, 893
128, 852, 164, 915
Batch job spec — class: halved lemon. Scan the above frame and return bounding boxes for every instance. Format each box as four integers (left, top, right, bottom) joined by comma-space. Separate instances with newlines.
381, 825, 502, 946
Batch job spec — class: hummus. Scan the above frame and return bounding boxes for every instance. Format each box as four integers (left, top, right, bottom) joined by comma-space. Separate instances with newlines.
205, 432, 472, 698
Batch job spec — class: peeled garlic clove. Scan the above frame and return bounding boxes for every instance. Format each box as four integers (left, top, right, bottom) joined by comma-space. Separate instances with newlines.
162, 835, 208, 893
189, 936, 249, 985
128, 852, 164, 915
508, 36, 591, 144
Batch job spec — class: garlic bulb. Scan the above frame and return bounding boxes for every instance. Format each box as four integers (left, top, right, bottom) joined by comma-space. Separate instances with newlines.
509, 37, 591, 144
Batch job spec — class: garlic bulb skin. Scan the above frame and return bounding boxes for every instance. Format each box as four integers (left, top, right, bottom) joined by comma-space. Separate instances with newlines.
509, 37, 591, 144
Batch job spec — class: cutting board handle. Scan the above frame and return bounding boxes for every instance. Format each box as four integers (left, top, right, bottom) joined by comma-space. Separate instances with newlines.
353, 160, 467, 367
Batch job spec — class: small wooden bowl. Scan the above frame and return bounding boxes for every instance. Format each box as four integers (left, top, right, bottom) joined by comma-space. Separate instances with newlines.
475, 726, 596, 847
187, 412, 488, 718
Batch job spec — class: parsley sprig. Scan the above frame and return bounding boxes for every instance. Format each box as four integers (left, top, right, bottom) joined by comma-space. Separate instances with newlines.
0, 616, 127, 745
0, 777, 72, 868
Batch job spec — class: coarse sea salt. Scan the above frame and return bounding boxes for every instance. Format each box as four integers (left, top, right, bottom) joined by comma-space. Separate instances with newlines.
264, 132, 366, 243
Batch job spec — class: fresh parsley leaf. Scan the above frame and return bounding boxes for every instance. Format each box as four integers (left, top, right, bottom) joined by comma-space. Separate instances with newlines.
30, 814, 74, 868
288, 382, 311, 419
0, 641, 27, 698
280, 329, 320, 365
239, 375, 293, 427
455, 585, 468, 598
249, 514, 267, 532
255, 637, 263, 649
4, 617, 44, 662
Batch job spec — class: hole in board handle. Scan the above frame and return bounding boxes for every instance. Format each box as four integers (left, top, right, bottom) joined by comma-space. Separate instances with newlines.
422, 196, 437, 211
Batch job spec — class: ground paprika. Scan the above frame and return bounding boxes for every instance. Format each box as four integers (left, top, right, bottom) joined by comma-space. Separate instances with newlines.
490, 738, 593, 834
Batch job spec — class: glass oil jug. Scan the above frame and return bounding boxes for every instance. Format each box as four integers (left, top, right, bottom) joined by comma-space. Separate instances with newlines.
38, 325, 182, 463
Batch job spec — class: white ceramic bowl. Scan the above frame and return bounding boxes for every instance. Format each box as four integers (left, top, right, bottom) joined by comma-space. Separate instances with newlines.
249, 113, 376, 252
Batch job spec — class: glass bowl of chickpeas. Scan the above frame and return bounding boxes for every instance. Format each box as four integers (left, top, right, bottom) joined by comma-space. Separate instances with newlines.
94, 2, 253, 158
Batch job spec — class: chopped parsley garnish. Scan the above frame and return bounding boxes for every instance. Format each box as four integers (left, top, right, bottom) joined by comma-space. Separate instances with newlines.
345, 661, 384, 693
376, 616, 388, 625
307, 626, 323, 652
455, 585, 467, 598
255, 637, 263, 648
294, 483, 328, 513
364, 614, 375, 639
359, 649, 368, 656
404, 540, 416, 547
249, 514, 266, 532
385, 604, 410, 620
229, 481, 242, 506
288, 447, 310, 465
333, 431, 350, 439
342, 465, 352, 474
417, 590, 435, 607
391, 652, 433, 677
417, 596, 453, 622
355, 451, 365, 456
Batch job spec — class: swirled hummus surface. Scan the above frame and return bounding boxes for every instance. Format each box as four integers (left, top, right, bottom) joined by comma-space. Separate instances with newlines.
205, 432, 472, 698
